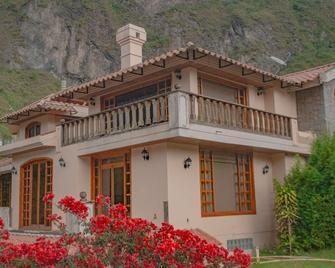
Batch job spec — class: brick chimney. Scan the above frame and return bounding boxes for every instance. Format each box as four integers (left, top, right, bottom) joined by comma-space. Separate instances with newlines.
116, 24, 147, 69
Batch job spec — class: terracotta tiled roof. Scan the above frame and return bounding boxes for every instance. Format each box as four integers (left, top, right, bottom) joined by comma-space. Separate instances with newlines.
51, 42, 299, 100
190, 228, 222, 245
281, 62, 335, 84
0, 94, 87, 122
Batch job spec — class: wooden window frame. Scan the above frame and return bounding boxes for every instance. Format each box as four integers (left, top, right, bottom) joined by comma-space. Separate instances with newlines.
100, 76, 171, 111
197, 74, 249, 106
19, 158, 53, 229
200, 150, 256, 217
25, 121, 41, 139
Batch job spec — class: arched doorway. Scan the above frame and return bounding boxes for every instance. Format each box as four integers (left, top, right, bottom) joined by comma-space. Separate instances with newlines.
20, 158, 53, 229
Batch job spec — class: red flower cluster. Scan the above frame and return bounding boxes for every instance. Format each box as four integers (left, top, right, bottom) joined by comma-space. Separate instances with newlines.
0, 238, 68, 266
0, 195, 251, 267
42, 193, 55, 203
0, 219, 9, 241
57, 195, 89, 219
95, 194, 110, 206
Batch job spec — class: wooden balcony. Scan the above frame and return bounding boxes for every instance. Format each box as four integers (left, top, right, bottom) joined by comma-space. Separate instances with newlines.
60, 91, 296, 147
61, 94, 169, 146
189, 93, 292, 139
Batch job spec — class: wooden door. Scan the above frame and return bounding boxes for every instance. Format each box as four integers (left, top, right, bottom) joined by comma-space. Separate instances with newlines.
20, 159, 53, 229
92, 152, 131, 215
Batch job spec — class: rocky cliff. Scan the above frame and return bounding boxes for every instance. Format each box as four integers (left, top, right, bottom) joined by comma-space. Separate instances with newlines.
0, 0, 335, 137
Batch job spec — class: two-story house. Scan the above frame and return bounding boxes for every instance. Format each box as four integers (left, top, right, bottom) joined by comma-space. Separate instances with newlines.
0, 24, 315, 250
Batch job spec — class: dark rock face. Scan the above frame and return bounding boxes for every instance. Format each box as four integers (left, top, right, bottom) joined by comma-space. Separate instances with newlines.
1, 0, 335, 86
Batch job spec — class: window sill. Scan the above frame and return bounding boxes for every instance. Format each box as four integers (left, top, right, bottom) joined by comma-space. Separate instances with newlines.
201, 210, 256, 217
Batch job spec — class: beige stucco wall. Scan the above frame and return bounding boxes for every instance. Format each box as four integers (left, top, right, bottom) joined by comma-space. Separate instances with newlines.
131, 144, 168, 225
248, 85, 266, 110
273, 88, 297, 117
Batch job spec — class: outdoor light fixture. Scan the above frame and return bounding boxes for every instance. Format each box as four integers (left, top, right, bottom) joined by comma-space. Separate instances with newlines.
141, 148, 150, 160
89, 97, 96, 106
59, 157, 66, 167
257, 87, 265, 96
11, 166, 17, 175
175, 69, 182, 80
263, 164, 269, 174
184, 157, 192, 169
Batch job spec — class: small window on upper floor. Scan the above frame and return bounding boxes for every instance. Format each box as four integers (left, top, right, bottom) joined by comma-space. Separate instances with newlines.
198, 77, 248, 106
25, 122, 41, 138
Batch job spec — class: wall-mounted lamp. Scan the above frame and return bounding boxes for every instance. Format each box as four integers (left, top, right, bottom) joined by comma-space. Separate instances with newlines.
11, 166, 17, 175
184, 157, 192, 169
175, 69, 182, 80
89, 97, 96, 106
257, 87, 265, 96
141, 148, 150, 160
263, 164, 269, 174
59, 157, 66, 167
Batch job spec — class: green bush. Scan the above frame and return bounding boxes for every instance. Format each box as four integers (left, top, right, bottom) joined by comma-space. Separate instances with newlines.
285, 134, 335, 250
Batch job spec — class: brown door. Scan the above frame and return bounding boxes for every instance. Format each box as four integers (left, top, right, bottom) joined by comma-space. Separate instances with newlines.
100, 163, 124, 214
20, 159, 53, 229
92, 152, 131, 215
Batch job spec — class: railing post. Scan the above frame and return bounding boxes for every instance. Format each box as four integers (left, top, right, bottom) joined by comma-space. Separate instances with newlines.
138, 103, 144, 127
159, 96, 167, 122
131, 105, 138, 128
290, 118, 298, 143
106, 112, 111, 134
56, 121, 64, 151
125, 107, 131, 130
112, 110, 118, 132
145, 101, 152, 125
118, 109, 124, 130
168, 91, 189, 129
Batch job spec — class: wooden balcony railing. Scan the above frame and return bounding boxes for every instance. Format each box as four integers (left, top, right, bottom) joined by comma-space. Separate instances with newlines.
61, 94, 169, 146
61, 90, 294, 146
189, 93, 292, 138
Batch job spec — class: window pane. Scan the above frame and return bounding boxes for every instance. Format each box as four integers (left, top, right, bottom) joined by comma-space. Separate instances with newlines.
116, 84, 157, 106
102, 169, 111, 215
213, 152, 237, 212
31, 163, 39, 224
113, 167, 124, 205
202, 80, 237, 103
39, 163, 46, 224
0, 173, 11, 207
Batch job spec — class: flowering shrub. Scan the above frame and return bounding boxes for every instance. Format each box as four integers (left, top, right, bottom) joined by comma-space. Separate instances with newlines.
0, 194, 251, 267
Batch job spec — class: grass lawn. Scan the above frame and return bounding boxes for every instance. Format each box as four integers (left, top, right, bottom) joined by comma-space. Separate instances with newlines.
252, 248, 335, 268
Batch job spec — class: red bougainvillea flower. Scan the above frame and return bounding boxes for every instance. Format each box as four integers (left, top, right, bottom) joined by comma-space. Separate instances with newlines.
90, 214, 112, 234
95, 195, 111, 207
58, 196, 88, 219
42, 193, 55, 203
109, 203, 127, 219
95, 194, 105, 206
47, 214, 62, 222
1, 230, 9, 240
